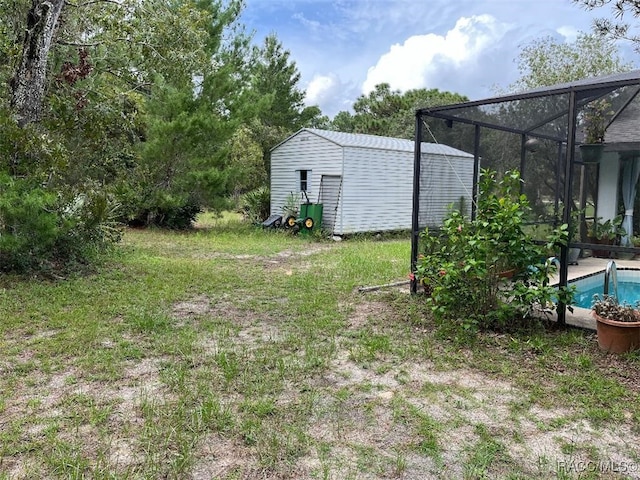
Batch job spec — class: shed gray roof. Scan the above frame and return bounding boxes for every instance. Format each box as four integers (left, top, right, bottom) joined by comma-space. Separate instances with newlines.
274, 128, 474, 158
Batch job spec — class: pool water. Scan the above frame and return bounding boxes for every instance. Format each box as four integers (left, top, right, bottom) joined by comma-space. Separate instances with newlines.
572, 269, 640, 309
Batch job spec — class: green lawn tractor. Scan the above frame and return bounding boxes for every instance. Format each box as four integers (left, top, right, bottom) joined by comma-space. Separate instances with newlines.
284, 193, 323, 235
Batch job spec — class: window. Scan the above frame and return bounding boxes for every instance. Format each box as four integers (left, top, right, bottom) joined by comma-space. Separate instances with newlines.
299, 169, 310, 192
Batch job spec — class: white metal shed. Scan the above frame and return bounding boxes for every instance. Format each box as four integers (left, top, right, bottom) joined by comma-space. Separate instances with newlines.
270, 128, 475, 235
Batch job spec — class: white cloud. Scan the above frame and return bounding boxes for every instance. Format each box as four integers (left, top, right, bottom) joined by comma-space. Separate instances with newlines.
243, 1, 634, 117
557, 25, 580, 41
292, 12, 322, 32
304, 73, 357, 117
362, 14, 511, 95
305, 74, 339, 105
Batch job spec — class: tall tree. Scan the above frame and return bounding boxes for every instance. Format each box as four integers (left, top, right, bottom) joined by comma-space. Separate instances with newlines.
499, 32, 633, 218
242, 33, 323, 180
123, 0, 253, 226
330, 83, 468, 141
3, 0, 253, 224
510, 32, 633, 92
9, 0, 65, 126
249, 34, 316, 129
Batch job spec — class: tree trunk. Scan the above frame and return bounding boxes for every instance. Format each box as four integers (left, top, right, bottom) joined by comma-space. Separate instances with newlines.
10, 0, 65, 127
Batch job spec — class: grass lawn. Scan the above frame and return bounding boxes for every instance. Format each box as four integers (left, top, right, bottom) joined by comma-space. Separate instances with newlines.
1, 213, 639, 479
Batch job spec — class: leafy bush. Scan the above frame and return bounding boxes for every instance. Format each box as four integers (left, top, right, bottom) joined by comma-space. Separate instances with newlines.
414, 169, 574, 332
240, 186, 270, 223
0, 176, 59, 271
114, 176, 202, 230
138, 192, 202, 230
0, 174, 121, 273
59, 186, 122, 249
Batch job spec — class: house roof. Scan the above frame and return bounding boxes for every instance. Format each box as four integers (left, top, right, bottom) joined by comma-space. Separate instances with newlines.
606, 91, 640, 144
273, 128, 474, 158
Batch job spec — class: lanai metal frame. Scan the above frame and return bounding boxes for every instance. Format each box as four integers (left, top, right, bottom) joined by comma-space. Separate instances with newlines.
410, 70, 640, 324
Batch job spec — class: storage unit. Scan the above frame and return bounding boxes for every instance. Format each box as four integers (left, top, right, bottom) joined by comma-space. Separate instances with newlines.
270, 128, 474, 235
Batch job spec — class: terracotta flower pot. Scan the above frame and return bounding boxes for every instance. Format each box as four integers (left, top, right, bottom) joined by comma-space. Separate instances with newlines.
593, 312, 640, 354
589, 237, 612, 258
497, 268, 516, 279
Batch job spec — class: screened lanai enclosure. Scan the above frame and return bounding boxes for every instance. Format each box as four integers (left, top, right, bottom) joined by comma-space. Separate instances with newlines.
410, 70, 640, 324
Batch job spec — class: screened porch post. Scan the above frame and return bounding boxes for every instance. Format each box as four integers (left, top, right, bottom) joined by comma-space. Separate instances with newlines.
578, 159, 587, 241
472, 125, 481, 220
558, 91, 579, 325
519, 134, 527, 196
554, 142, 563, 221
410, 112, 424, 294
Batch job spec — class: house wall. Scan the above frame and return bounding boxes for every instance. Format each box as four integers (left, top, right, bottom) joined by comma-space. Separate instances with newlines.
270, 131, 343, 220
596, 152, 620, 222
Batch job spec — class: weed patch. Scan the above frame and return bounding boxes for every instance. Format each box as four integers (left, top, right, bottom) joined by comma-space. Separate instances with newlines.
1, 218, 639, 479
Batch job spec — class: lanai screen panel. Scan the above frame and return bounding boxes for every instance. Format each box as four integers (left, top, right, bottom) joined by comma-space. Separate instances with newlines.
414, 121, 474, 229
429, 92, 570, 141
416, 114, 567, 239
417, 148, 475, 229
418, 83, 640, 241
426, 83, 640, 145
411, 70, 640, 310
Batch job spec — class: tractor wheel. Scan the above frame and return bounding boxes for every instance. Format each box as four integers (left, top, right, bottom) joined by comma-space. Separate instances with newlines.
274, 218, 282, 228
285, 215, 296, 228
303, 217, 314, 229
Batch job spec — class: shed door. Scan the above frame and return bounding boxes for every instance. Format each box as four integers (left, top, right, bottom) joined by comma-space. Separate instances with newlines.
319, 175, 342, 234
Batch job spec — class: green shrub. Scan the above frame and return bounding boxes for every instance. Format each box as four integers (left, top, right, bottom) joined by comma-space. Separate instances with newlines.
414, 169, 574, 332
0, 174, 121, 273
240, 186, 270, 223
140, 192, 201, 230
58, 186, 122, 251
114, 179, 202, 230
0, 176, 59, 271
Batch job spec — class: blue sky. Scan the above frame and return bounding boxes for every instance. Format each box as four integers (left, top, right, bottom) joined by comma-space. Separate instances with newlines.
240, 0, 639, 118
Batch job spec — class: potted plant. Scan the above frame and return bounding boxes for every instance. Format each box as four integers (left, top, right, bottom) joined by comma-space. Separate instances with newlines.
587, 216, 626, 258
579, 99, 612, 163
592, 295, 640, 353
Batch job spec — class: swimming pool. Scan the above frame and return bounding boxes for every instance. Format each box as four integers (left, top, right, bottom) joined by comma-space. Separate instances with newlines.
571, 269, 640, 309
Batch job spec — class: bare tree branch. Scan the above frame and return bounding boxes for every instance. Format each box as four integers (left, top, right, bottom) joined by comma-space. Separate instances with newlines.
57, 40, 101, 47
64, 0, 122, 7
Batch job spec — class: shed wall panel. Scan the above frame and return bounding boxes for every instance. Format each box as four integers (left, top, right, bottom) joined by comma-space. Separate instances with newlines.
339, 147, 413, 234
270, 131, 343, 219
334, 149, 474, 234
